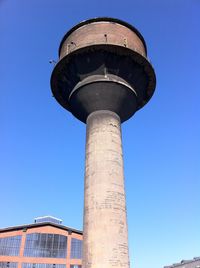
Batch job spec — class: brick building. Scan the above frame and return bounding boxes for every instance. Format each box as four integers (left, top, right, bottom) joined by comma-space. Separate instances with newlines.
164, 257, 200, 268
0, 217, 83, 268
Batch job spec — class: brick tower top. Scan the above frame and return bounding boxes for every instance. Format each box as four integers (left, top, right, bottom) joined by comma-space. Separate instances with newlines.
51, 17, 156, 123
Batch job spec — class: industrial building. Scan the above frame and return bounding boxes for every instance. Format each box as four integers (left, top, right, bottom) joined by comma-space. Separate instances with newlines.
0, 217, 83, 268
164, 257, 200, 268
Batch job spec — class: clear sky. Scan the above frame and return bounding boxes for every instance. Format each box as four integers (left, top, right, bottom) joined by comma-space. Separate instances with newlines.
0, 1, 200, 268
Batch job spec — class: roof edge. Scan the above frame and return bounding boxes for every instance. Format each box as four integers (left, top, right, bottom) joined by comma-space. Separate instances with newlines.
0, 222, 82, 235
164, 257, 200, 268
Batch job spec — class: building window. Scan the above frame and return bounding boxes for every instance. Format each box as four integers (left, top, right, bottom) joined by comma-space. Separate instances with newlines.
70, 266, 81, 268
23, 233, 67, 258
22, 264, 66, 268
0, 235, 22, 256
0, 263, 18, 268
70, 239, 82, 259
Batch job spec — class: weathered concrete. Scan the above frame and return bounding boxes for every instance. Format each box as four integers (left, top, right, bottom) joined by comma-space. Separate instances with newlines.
83, 110, 130, 268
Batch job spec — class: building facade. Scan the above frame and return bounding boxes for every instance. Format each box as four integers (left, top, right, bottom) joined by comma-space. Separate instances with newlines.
0, 217, 83, 268
164, 257, 200, 268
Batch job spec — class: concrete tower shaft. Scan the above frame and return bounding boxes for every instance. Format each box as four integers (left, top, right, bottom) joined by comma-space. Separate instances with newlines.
84, 111, 129, 268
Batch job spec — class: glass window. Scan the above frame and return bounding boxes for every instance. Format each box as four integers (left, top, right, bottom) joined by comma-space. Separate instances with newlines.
70, 239, 82, 259
0, 236, 22, 256
23, 233, 67, 258
70, 266, 81, 268
0, 262, 18, 268
22, 264, 65, 268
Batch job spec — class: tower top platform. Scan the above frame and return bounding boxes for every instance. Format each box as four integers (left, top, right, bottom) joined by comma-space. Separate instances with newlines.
51, 17, 156, 123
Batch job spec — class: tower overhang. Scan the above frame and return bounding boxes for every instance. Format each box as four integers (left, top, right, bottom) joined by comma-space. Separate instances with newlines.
50, 17, 156, 123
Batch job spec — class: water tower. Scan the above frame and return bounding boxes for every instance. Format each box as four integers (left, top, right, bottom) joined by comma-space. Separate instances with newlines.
51, 17, 156, 268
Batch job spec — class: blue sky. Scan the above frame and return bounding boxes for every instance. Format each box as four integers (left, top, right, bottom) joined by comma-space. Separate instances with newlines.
0, 1, 200, 268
